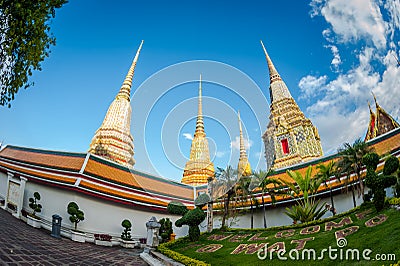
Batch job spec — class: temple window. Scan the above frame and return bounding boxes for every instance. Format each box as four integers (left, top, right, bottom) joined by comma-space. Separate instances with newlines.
281, 138, 289, 154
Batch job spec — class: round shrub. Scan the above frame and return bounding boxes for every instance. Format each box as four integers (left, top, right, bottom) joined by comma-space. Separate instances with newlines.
167, 201, 188, 216
383, 156, 399, 175
194, 193, 211, 208
362, 153, 380, 170
121, 219, 132, 240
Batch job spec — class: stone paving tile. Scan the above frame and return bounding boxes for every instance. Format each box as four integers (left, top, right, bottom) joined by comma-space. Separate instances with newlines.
0, 209, 148, 265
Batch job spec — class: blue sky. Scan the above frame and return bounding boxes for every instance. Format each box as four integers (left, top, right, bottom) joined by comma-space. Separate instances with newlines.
1, 0, 399, 182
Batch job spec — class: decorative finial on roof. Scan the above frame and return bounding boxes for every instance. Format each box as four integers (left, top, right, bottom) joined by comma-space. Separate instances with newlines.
238, 110, 247, 158
260, 40, 281, 84
118, 40, 144, 101
371, 92, 379, 108
195, 74, 205, 137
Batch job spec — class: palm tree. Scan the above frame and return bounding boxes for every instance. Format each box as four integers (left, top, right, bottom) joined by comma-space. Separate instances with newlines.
280, 166, 327, 223
337, 138, 373, 204
316, 161, 336, 215
214, 166, 239, 229
252, 170, 281, 228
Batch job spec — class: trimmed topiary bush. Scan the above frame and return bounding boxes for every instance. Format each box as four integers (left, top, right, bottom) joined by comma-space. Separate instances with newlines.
383, 156, 399, 175
167, 194, 210, 241
28, 192, 42, 218
167, 201, 188, 216
159, 218, 173, 242
67, 202, 85, 231
121, 219, 132, 240
363, 153, 398, 211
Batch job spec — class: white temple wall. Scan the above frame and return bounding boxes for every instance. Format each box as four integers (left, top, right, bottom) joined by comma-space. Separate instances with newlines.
0, 171, 7, 199
211, 190, 366, 230
19, 180, 188, 240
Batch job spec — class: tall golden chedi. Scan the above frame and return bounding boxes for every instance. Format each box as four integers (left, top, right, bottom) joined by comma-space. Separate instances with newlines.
237, 111, 252, 176
261, 41, 323, 169
182, 75, 215, 186
88, 41, 143, 168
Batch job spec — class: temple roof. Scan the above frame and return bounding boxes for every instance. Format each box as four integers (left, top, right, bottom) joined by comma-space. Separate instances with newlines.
0, 145, 194, 211
364, 94, 399, 141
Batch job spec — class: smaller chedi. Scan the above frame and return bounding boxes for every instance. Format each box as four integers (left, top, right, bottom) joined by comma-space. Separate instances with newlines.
237, 111, 252, 177
364, 93, 399, 141
181, 75, 215, 186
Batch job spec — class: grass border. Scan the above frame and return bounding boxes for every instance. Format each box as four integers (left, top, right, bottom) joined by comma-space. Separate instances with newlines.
158, 204, 374, 265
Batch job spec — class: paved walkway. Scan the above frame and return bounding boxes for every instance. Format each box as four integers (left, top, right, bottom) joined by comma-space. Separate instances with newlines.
0, 209, 148, 265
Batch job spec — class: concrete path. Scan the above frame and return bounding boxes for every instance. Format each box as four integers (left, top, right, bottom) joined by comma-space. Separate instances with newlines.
0, 209, 148, 265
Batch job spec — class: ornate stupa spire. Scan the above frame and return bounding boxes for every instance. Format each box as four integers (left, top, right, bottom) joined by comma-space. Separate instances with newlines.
261, 40, 323, 169
260, 40, 292, 102
88, 40, 144, 168
237, 111, 252, 176
182, 75, 215, 186
365, 92, 399, 141
195, 74, 205, 137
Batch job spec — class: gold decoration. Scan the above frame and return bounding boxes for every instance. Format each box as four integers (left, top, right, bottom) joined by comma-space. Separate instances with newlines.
365, 93, 399, 141
88, 41, 144, 168
260, 41, 323, 169
237, 111, 252, 176
182, 75, 215, 186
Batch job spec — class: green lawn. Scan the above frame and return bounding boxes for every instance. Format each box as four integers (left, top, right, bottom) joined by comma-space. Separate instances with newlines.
159, 203, 400, 265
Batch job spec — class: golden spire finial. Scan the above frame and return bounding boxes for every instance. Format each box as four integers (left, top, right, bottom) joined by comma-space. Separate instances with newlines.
260, 40, 280, 82
118, 40, 144, 101
237, 110, 251, 176
238, 110, 247, 158
195, 74, 205, 137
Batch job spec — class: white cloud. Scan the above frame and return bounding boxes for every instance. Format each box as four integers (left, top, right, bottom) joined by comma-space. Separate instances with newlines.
298, 75, 328, 100
325, 45, 342, 72
230, 136, 253, 151
311, 0, 387, 49
302, 1, 400, 155
215, 151, 227, 158
182, 133, 193, 140
384, 0, 400, 42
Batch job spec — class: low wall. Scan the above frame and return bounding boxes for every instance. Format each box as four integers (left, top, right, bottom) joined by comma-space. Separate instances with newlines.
0, 171, 188, 240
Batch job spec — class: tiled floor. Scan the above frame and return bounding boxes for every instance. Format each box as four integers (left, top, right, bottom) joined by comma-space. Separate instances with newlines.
0, 209, 148, 265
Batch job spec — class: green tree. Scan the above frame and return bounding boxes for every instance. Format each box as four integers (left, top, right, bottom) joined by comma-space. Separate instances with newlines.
280, 166, 327, 224
337, 138, 373, 205
315, 161, 337, 215
363, 153, 398, 211
67, 202, 84, 231
252, 169, 281, 228
214, 166, 238, 229
0, 0, 67, 107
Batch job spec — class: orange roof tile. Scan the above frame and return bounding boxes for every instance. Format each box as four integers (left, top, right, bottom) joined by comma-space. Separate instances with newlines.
0, 146, 84, 172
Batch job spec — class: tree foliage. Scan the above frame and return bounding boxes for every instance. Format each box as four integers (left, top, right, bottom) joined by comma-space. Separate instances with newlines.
121, 219, 132, 240
67, 201, 84, 231
0, 0, 67, 107
337, 138, 373, 201
363, 153, 398, 211
280, 166, 328, 223
28, 191, 42, 217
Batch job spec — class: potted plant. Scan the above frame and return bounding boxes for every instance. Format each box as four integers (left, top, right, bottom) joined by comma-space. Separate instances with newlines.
94, 234, 113, 246
27, 192, 42, 228
120, 219, 137, 248
67, 202, 85, 242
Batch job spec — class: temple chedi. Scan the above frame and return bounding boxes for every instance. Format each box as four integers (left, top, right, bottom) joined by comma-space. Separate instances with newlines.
364, 93, 399, 141
181, 76, 215, 186
237, 111, 252, 176
261, 41, 323, 169
88, 41, 143, 168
